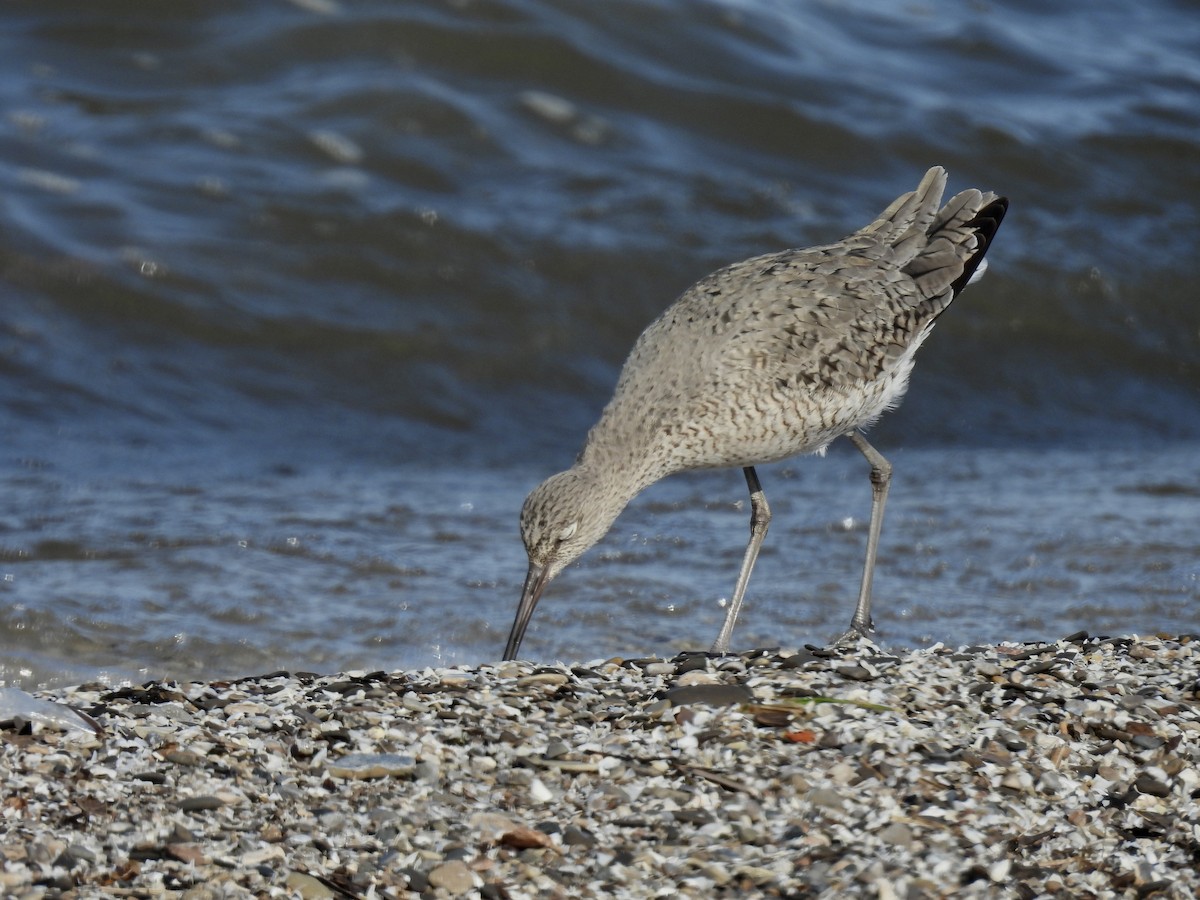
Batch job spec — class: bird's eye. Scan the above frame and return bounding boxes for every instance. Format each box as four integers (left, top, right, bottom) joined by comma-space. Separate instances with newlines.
556, 521, 579, 542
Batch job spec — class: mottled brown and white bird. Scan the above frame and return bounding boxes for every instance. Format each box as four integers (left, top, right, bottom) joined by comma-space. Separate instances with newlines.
504, 166, 1007, 660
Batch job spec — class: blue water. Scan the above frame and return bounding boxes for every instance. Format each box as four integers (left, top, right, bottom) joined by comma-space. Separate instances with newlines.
1, 0, 1197, 687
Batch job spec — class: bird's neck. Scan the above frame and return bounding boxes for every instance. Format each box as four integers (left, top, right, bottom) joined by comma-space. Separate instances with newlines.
575, 434, 661, 508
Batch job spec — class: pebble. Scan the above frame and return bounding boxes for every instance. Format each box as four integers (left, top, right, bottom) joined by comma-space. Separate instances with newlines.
178, 796, 225, 812
1, 634, 1198, 898
326, 752, 416, 779
876, 822, 914, 848
665, 683, 754, 707
284, 871, 338, 899
428, 859, 477, 893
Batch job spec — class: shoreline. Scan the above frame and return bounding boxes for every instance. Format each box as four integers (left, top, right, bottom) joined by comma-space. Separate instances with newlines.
2, 634, 1198, 898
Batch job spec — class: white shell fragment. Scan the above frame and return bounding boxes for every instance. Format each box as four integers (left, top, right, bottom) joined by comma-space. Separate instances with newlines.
0, 686, 101, 737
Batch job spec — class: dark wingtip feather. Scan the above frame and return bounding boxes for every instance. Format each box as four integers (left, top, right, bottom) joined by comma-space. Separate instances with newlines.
950, 196, 1009, 296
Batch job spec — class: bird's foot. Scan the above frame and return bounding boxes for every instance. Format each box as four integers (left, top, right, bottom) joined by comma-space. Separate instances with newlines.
832, 619, 875, 649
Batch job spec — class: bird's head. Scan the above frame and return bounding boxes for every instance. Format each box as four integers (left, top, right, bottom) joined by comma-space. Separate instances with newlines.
502, 466, 628, 660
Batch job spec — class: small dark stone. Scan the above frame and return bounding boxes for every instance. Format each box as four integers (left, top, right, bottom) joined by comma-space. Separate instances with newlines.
781, 649, 823, 669
562, 826, 597, 847
919, 745, 958, 763
101, 684, 184, 704
401, 867, 429, 892
835, 664, 874, 681
622, 657, 665, 670
665, 683, 753, 707
33, 872, 75, 891
178, 796, 224, 812
1137, 880, 1175, 898
54, 844, 97, 866
672, 808, 716, 825
542, 739, 570, 759
672, 653, 711, 675
960, 863, 989, 884
1106, 786, 1133, 809
1133, 774, 1172, 798
1138, 810, 1173, 831
132, 771, 167, 784
805, 644, 838, 658
612, 816, 651, 828
129, 845, 171, 861
163, 749, 205, 767
322, 681, 363, 696
190, 696, 233, 712
1093, 724, 1131, 742
1024, 659, 1059, 675
741, 646, 779, 659
1008, 646, 1052, 661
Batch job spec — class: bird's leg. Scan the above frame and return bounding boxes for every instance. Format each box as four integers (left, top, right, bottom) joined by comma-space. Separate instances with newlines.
838, 431, 892, 643
710, 466, 771, 655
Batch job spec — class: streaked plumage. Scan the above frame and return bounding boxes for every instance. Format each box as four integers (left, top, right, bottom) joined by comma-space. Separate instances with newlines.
505, 166, 1008, 660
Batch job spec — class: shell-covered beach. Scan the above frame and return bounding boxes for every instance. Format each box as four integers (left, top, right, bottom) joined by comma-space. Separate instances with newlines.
3, 633, 1198, 898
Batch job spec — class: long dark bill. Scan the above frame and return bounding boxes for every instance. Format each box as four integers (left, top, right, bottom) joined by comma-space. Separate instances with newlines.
503, 562, 551, 660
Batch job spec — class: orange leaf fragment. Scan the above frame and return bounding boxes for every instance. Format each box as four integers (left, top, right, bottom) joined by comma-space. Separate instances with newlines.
499, 826, 555, 850
783, 729, 816, 744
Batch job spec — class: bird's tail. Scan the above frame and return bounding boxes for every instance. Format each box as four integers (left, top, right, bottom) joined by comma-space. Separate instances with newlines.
909, 181, 1009, 302
858, 166, 1009, 304
858, 165, 950, 250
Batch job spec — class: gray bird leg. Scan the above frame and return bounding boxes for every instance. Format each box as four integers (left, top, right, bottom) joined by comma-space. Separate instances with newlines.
710, 466, 771, 655
838, 430, 892, 643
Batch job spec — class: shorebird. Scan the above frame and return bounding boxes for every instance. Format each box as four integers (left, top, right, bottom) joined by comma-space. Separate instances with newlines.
504, 166, 1007, 660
